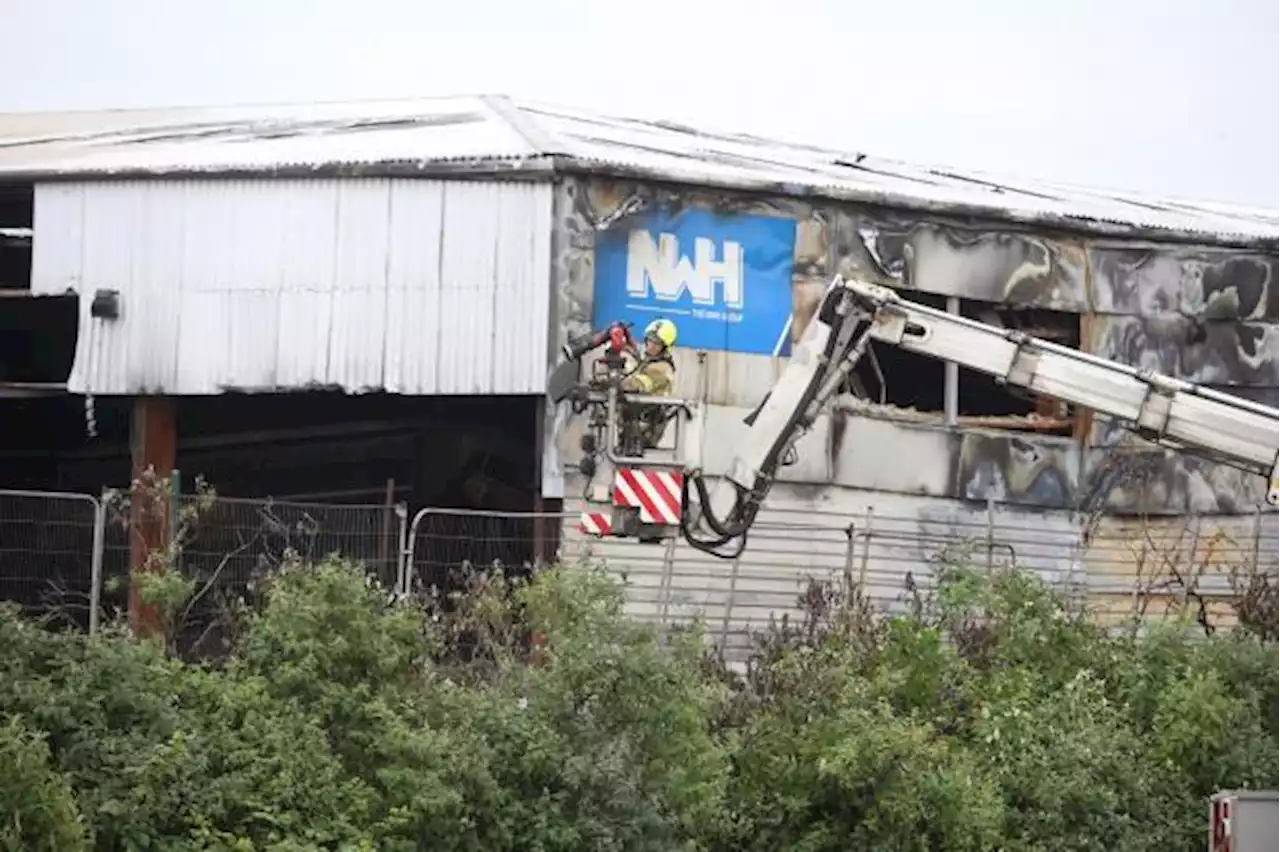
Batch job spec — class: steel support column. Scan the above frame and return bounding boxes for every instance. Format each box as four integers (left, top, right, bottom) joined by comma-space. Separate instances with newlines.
129, 395, 176, 639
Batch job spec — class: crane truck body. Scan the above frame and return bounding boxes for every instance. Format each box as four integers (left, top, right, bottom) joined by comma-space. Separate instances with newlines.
549, 275, 1280, 557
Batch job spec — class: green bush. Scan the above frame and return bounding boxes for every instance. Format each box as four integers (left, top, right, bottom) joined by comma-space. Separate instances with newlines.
0, 715, 90, 852
0, 557, 1274, 851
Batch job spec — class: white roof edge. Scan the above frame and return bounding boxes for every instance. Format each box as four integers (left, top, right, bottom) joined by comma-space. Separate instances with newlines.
0, 94, 1274, 246
0, 92, 494, 124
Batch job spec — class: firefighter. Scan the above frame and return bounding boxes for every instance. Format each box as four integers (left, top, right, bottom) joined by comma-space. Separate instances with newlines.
620, 318, 678, 449
622, 318, 680, 394
621, 318, 677, 396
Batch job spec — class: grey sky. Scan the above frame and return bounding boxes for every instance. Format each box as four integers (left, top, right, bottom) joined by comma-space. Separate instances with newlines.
4, 0, 1276, 208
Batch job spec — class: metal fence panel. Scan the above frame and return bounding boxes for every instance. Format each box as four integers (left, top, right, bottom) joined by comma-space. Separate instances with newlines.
561, 511, 856, 660
180, 495, 405, 586
0, 489, 104, 633
405, 507, 573, 597
560, 501, 1279, 663
3, 483, 1275, 659
98, 493, 406, 656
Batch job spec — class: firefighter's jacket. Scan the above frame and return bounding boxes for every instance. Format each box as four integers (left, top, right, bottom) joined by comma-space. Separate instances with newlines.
620, 353, 676, 447
620, 354, 675, 396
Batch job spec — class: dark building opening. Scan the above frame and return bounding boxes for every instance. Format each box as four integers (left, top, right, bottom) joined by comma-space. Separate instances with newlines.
10, 393, 543, 512
847, 290, 1082, 433
0, 185, 32, 292
0, 184, 78, 391
0, 394, 131, 632
959, 303, 1080, 430
0, 391, 552, 640
853, 291, 948, 411
0, 294, 79, 385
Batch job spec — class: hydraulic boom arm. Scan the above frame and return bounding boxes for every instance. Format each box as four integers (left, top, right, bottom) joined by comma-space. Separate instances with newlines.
684, 276, 1280, 557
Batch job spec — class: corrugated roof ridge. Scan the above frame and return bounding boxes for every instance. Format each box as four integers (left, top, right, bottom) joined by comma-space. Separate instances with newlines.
504, 96, 1277, 227
478, 95, 566, 158
0, 94, 1273, 243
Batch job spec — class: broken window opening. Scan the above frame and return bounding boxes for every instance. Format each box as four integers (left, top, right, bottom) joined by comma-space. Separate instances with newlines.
960, 303, 1080, 433
0, 184, 33, 293
844, 292, 1082, 434
850, 291, 946, 412
0, 294, 78, 386
0, 184, 76, 392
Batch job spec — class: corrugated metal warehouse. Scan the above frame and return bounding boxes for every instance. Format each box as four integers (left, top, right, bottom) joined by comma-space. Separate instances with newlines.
1, 94, 1276, 642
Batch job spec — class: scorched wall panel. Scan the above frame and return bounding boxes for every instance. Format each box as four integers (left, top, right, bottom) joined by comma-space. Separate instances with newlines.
31, 178, 553, 396
547, 175, 1277, 514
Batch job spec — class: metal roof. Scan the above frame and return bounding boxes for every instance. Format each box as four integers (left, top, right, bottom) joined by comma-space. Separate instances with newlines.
0, 94, 1274, 246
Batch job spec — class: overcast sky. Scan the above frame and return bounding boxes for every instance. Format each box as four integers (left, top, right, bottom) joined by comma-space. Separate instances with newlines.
3, 0, 1276, 208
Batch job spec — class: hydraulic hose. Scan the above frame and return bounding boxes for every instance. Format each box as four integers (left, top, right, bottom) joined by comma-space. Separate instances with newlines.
679, 472, 750, 560
679, 288, 870, 558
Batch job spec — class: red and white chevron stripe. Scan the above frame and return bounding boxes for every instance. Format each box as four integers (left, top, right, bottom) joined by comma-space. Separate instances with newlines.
612, 468, 684, 525
578, 512, 612, 537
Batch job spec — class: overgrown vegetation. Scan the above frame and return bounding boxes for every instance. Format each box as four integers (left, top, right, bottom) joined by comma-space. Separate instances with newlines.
1, 550, 1275, 851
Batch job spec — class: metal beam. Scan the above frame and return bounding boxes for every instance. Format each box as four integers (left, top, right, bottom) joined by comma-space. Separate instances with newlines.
943, 297, 959, 426
0, 381, 67, 398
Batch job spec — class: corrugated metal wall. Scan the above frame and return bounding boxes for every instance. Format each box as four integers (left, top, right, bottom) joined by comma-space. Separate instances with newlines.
560, 489, 1279, 665
31, 178, 554, 396
562, 484, 1082, 640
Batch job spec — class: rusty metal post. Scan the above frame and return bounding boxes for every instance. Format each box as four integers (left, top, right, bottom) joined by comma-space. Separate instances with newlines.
129, 396, 176, 640
169, 469, 181, 572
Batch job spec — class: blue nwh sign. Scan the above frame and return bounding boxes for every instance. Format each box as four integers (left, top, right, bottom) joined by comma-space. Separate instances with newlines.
592, 208, 798, 356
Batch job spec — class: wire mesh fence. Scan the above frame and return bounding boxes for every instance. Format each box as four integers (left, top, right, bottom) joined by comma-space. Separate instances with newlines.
180, 494, 404, 588
0, 489, 104, 632
403, 502, 1094, 661
188, 496, 402, 656
98, 493, 406, 657
558, 503, 1047, 656
404, 508, 571, 597
557, 500, 1279, 663
1, 484, 1275, 661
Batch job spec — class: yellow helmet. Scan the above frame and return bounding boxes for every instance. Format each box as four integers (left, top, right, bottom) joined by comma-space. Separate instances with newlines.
644, 318, 678, 349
